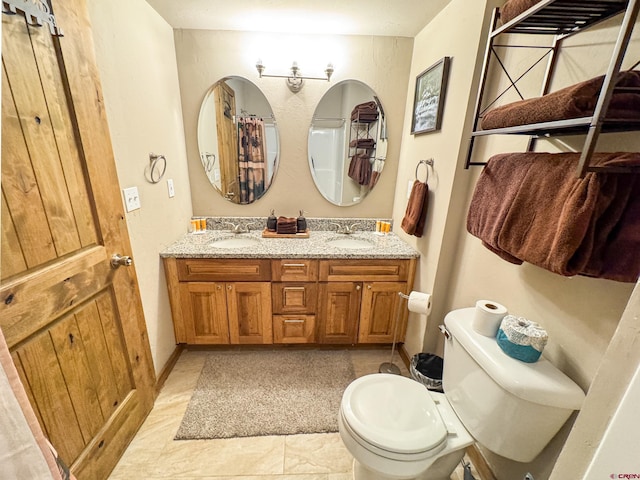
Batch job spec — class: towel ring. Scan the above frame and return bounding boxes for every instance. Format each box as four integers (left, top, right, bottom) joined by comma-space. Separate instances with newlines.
415, 159, 434, 183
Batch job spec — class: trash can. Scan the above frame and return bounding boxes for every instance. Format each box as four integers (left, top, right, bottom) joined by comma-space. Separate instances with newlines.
410, 353, 444, 392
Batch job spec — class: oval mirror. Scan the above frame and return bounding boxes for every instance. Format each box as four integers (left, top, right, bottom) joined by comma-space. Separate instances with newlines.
308, 80, 387, 206
198, 76, 279, 204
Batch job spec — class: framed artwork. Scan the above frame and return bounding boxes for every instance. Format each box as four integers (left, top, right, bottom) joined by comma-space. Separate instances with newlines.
411, 56, 451, 135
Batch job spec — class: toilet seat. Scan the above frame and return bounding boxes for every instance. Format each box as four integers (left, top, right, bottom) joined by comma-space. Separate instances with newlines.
341, 374, 448, 458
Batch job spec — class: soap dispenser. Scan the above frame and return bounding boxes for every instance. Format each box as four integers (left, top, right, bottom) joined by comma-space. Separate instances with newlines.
267, 209, 277, 231
296, 210, 307, 233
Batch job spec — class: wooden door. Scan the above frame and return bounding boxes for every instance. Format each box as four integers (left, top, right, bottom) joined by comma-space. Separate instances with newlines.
214, 81, 240, 202
179, 282, 230, 344
0, 2, 155, 479
318, 282, 361, 344
358, 282, 406, 343
227, 282, 273, 344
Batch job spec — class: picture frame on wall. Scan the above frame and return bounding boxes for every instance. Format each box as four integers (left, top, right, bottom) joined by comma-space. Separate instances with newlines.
411, 56, 451, 135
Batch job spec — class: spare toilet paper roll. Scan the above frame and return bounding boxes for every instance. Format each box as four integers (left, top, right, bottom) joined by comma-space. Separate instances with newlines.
407, 291, 432, 315
472, 300, 508, 337
496, 315, 548, 363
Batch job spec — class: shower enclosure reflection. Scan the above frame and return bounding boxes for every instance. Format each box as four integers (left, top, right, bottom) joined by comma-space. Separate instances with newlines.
197, 76, 279, 204
308, 80, 387, 206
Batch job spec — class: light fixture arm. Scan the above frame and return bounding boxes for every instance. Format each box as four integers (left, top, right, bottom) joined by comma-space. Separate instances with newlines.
256, 60, 333, 93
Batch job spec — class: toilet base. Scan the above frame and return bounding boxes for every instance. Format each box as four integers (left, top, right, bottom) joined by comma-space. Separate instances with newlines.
351, 447, 466, 480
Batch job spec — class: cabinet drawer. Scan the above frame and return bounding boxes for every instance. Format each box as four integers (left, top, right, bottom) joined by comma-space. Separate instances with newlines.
177, 259, 271, 282
319, 259, 409, 282
271, 259, 318, 281
272, 283, 318, 314
273, 315, 316, 344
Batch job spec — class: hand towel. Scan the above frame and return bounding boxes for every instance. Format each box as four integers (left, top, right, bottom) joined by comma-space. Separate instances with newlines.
276, 216, 298, 234
401, 180, 429, 237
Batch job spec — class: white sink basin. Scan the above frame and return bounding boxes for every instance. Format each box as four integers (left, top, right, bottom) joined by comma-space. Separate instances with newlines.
326, 237, 374, 250
209, 237, 260, 249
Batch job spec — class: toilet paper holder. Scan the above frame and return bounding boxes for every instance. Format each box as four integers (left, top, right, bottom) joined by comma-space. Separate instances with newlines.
379, 292, 410, 375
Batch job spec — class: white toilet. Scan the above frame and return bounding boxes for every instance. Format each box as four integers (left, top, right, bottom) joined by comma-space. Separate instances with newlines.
339, 307, 586, 480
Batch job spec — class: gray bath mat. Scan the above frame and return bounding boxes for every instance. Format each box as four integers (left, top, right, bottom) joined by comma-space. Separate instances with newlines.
175, 350, 355, 440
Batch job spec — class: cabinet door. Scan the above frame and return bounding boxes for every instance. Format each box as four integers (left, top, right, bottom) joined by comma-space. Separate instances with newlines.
179, 282, 230, 344
358, 282, 406, 343
227, 282, 273, 344
318, 282, 361, 344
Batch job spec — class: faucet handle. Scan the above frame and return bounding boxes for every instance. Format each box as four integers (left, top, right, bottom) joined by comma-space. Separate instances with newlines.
224, 221, 240, 232
348, 222, 361, 233
245, 221, 257, 232
330, 222, 344, 234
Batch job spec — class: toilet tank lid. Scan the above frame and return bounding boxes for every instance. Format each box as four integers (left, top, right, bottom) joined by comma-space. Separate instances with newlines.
444, 308, 585, 410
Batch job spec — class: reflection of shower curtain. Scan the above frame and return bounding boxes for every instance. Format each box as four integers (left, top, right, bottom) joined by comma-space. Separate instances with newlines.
237, 117, 267, 204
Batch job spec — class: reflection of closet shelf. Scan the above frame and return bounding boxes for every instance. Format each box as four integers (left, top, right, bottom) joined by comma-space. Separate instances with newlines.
349, 112, 379, 159
466, 0, 640, 177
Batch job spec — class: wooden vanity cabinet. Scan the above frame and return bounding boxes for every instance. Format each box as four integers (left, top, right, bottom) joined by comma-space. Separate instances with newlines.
272, 259, 319, 344
164, 258, 272, 344
163, 256, 416, 346
318, 259, 415, 344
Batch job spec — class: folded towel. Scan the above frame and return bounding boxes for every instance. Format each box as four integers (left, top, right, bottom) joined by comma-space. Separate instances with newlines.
276, 216, 298, 234
401, 180, 429, 237
499, 0, 541, 24
467, 152, 640, 282
349, 138, 376, 149
481, 71, 640, 130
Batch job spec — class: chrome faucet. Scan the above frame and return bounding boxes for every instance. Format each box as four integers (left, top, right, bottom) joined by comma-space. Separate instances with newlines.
330, 222, 360, 235
225, 221, 256, 234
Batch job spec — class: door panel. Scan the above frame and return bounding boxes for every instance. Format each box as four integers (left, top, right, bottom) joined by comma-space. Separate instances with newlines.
228, 282, 273, 344
0, 2, 155, 479
318, 282, 361, 344
358, 282, 405, 343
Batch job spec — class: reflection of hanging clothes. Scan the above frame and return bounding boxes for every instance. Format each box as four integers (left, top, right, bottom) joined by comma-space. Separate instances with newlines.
237, 117, 267, 204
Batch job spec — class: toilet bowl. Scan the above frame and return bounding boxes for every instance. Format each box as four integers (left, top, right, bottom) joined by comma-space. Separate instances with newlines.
338, 373, 473, 480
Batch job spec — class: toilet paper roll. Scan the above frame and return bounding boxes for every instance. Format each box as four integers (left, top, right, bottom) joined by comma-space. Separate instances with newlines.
496, 315, 548, 363
407, 291, 432, 315
472, 300, 508, 337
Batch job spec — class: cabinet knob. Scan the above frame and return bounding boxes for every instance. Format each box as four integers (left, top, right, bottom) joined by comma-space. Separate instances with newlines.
355, 285, 361, 291
367, 284, 372, 290
227, 285, 232, 291
217, 285, 222, 290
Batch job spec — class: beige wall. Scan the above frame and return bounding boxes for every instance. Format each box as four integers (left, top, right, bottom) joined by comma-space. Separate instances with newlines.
174, 30, 413, 219
87, 0, 193, 375
394, 2, 639, 479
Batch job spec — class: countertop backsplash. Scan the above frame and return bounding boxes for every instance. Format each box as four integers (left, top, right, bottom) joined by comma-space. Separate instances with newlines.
201, 216, 391, 232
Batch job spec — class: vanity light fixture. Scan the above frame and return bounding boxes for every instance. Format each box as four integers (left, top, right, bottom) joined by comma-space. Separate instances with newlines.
255, 60, 334, 93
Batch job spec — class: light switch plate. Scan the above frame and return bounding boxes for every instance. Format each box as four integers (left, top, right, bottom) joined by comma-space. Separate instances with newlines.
167, 179, 175, 198
123, 186, 141, 212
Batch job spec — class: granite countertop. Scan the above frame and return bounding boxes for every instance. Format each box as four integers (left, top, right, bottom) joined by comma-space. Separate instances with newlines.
160, 230, 419, 260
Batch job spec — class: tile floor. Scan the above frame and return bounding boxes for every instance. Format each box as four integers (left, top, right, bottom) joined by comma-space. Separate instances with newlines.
108, 348, 479, 480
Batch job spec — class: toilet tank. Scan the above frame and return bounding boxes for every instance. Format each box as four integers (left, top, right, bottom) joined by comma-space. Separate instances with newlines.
442, 308, 585, 463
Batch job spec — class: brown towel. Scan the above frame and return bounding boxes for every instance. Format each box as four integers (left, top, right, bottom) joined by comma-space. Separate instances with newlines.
276, 216, 297, 234
401, 180, 429, 237
467, 152, 640, 282
499, 0, 541, 24
348, 153, 372, 186
481, 71, 640, 130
